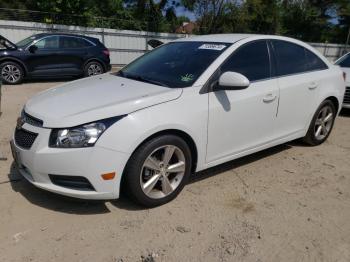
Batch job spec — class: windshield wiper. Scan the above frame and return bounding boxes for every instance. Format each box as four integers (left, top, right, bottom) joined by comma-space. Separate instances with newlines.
123, 73, 169, 87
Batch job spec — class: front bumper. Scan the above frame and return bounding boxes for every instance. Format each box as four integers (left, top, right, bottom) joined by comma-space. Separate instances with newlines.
11, 123, 130, 200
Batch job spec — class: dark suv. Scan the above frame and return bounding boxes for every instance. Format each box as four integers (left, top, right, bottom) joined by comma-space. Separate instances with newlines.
0, 33, 111, 84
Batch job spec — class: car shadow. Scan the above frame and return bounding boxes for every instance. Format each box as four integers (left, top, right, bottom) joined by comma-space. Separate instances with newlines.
8, 163, 111, 215
113, 143, 293, 211
8, 143, 295, 213
189, 143, 292, 185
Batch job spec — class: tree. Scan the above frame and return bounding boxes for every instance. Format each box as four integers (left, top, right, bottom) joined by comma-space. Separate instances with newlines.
335, 0, 350, 45
182, 0, 232, 34
240, 0, 280, 34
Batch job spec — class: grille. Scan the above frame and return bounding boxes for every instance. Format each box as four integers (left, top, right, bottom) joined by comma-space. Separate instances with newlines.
22, 111, 43, 127
344, 86, 350, 104
14, 128, 38, 149
49, 175, 95, 191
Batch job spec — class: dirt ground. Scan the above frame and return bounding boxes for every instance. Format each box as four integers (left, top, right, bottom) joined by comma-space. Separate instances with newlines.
0, 79, 350, 262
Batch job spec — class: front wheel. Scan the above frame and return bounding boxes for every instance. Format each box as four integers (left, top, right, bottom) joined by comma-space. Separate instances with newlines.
0, 61, 24, 84
123, 135, 192, 207
303, 100, 336, 146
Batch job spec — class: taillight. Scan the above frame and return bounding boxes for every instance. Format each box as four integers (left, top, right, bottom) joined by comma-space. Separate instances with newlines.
103, 49, 110, 56
343, 72, 346, 81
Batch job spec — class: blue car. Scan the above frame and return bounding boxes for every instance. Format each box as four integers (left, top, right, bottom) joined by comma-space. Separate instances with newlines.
0, 33, 111, 84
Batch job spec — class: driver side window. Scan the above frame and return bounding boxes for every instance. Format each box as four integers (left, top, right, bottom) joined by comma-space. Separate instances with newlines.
220, 40, 271, 82
34, 36, 59, 49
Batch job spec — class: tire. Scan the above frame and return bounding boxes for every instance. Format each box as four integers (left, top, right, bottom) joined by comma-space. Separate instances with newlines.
303, 100, 336, 146
123, 135, 192, 207
83, 61, 104, 77
0, 61, 24, 84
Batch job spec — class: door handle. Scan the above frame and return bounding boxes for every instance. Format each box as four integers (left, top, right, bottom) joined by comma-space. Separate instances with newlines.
263, 94, 277, 103
308, 82, 318, 90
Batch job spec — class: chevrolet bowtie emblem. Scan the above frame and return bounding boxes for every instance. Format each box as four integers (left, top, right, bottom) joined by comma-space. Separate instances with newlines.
16, 116, 25, 129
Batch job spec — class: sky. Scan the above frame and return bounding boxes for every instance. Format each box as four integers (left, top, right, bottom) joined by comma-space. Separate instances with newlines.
175, 6, 196, 21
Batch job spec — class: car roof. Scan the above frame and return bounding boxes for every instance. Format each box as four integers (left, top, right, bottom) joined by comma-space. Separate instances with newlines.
174, 33, 332, 67
175, 34, 260, 43
31, 33, 98, 41
175, 33, 307, 44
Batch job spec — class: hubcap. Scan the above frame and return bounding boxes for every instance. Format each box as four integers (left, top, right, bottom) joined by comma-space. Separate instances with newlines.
87, 63, 102, 76
1, 64, 21, 83
314, 105, 333, 141
140, 145, 186, 199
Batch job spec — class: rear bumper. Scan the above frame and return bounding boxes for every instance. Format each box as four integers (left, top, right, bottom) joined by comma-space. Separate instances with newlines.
11, 123, 130, 200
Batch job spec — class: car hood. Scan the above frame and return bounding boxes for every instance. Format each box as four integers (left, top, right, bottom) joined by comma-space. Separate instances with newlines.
0, 34, 17, 50
25, 74, 183, 128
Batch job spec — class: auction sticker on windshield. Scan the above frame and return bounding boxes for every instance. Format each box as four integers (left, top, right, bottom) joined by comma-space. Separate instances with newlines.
198, 44, 227, 51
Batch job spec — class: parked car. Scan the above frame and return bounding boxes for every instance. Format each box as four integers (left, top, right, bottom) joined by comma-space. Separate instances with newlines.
0, 33, 111, 84
11, 34, 345, 207
335, 52, 350, 108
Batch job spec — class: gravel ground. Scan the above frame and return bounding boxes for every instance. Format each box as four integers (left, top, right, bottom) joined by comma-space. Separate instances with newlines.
0, 79, 350, 262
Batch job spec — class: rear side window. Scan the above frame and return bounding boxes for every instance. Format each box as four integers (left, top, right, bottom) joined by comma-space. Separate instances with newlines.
337, 54, 350, 68
305, 49, 328, 71
272, 40, 307, 76
59, 36, 93, 48
220, 40, 271, 81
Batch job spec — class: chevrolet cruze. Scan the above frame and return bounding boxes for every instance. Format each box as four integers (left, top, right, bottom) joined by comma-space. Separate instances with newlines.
11, 34, 345, 207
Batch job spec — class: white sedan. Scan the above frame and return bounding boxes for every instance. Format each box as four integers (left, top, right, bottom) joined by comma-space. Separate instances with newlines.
335, 52, 350, 108
11, 34, 345, 206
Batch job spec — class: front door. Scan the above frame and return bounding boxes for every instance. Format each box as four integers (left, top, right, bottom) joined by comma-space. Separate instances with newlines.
206, 40, 279, 163
26, 35, 62, 77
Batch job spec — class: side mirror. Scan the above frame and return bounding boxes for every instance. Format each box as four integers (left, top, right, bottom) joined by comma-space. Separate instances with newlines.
216, 72, 250, 90
147, 39, 164, 48
28, 45, 38, 53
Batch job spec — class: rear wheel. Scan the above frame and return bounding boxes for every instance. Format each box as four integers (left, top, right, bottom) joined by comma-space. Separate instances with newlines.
303, 100, 336, 146
124, 135, 192, 207
0, 61, 24, 84
84, 61, 104, 77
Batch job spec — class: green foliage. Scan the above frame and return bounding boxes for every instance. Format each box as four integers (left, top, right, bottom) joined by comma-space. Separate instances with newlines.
0, 0, 349, 43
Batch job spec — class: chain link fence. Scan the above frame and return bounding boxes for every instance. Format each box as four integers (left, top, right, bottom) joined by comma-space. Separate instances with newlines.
0, 8, 174, 33
0, 8, 348, 64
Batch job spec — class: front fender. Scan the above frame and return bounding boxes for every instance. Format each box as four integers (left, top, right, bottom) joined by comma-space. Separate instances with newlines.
96, 89, 208, 172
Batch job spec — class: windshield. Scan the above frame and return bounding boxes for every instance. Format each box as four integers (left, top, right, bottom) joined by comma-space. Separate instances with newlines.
336, 54, 350, 67
16, 35, 36, 48
118, 41, 231, 88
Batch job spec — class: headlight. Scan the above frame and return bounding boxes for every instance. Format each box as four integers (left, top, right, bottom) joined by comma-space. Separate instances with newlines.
49, 116, 125, 148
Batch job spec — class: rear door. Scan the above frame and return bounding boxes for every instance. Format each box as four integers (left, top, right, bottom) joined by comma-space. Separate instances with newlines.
58, 36, 93, 75
271, 40, 328, 138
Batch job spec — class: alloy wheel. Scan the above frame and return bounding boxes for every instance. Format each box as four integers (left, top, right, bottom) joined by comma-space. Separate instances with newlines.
140, 145, 186, 199
1, 64, 21, 83
314, 105, 333, 141
87, 63, 103, 76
